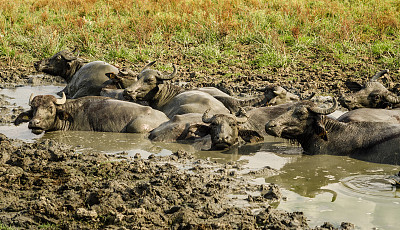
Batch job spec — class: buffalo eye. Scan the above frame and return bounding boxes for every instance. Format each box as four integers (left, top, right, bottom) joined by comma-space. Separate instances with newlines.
145, 76, 156, 83
295, 108, 308, 119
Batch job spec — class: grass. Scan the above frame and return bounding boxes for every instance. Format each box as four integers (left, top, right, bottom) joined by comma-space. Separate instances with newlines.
0, 223, 14, 230
0, 0, 399, 73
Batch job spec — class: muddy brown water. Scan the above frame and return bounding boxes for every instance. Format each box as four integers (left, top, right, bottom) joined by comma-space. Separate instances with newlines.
1, 85, 400, 229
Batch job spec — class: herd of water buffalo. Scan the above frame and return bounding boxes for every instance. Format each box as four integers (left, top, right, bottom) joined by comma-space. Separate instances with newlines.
14, 50, 400, 165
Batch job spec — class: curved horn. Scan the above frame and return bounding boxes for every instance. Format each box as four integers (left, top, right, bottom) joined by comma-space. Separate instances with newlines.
370, 69, 389, 81
55, 92, 67, 105
140, 61, 156, 73
156, 64, 177, 80
29, 93, 34, 106
202, 109, 214, 123
302, 92, 316, 100
385, 94, 400, 104
308, 97, 338, 115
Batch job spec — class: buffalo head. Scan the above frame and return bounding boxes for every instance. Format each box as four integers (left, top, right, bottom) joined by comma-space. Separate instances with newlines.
123, 61, 177, 101
34, 49, 86, 83
265, 98, 338, 141
14, 93, 67, 134
201, 108, 263, 150
257, 85, 300, 106
105, 68, 137, 89
338, 70, 400, 110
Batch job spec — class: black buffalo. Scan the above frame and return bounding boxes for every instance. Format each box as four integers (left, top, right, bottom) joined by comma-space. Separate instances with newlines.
339, 70, 400, 110
35, 50, 120, 98
265, 99, 400, 165
14, 93, 169, 134
123, 61, 264, 117
193, 103, 295, 150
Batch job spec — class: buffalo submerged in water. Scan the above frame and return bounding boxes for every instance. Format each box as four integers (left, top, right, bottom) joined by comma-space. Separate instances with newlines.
265, 99, 400, 165
14, 93, 169, 134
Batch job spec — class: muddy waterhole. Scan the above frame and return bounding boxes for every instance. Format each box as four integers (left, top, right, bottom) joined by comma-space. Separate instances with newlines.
1, 85, 400, 229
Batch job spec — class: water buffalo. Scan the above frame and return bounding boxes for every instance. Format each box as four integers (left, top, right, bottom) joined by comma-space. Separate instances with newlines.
148, 113, 209, 142
265, 99, 400, 165
339, 69, 400, 110
35, 50, 120, 98
14, 93, 169, 134
123, 61, 263, 117
257, 85, 300, 105
35, 49, 86, 83
192, 103, 295, 150
337, 108, 400, 124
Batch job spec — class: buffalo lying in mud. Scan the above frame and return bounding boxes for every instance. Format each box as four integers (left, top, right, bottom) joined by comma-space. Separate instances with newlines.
35, 50, 121, 98
148, 113, 209, 142
123, 61, 264, 117
191, 103, 295, 150
14, 93, 168, 134
265, 99, 400, 165
337, 108, 400, 124
339, 69, 400, 110
258, 85, 300, 106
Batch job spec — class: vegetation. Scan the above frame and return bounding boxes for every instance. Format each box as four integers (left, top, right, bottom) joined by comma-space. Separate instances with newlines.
0, 0, 399, 72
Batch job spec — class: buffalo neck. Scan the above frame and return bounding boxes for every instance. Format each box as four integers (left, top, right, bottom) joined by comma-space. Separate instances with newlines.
63, 60, 85, 83
149, 84, 184, 109
52, 97, 103, 131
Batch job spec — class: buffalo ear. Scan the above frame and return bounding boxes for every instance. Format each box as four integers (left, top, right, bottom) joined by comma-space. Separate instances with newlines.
314, 116, 328, 141
345, 81, 363, 92
57, 110, 71, 121
105, 72, 117, 79
14, 111, 33, 126
239, 129, 264, 143
179, 124, 210, 140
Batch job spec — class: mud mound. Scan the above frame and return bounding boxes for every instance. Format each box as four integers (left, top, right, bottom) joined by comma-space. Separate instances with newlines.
0, 134, 339, 229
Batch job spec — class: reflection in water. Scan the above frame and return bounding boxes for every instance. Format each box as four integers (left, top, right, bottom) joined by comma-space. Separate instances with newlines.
264, 154, 400, 229
0, 123, 43, 143
1, 85, 65, 110
41, 131, 197, 159
2, 85, 400, 229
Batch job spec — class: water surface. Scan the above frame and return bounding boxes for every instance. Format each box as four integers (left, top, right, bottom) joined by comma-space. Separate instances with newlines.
1, 85, 400, 229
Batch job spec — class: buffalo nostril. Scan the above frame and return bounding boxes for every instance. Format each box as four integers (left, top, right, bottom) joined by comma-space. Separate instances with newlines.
29, 119, 40, 126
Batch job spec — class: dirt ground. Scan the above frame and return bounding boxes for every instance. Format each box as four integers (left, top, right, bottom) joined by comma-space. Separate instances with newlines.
1, 57, 391, 229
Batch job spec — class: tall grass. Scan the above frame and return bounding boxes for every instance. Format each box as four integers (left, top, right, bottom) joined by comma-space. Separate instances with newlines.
0, 0, 399, 71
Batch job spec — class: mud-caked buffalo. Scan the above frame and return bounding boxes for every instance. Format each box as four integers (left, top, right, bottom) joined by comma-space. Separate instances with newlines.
339, 70, 400, 110
192, 103, 295, 150
14, 93, 169, 134
337, 108, 400, 124
35, 50, 124, 98
265, 99, 400, 165
123, 61, 264, 117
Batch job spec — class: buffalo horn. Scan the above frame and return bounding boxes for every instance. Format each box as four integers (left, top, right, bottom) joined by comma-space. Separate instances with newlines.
157, 64, 177, 80
55, 92, 67, 105
302, 92, 316, 100
385, 94, 400, 104
370, 69, 389, 81
235, 115, 248, 124
140, 61, 156, 73
29, 93, 34, 106
202, 109, 214, 123
309, 97, 338, 115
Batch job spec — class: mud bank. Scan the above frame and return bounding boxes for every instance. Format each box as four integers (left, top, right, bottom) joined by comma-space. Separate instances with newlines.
0, 134, 353, 229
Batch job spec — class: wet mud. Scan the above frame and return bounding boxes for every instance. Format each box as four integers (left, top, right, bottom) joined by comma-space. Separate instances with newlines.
0, 61, 376, 229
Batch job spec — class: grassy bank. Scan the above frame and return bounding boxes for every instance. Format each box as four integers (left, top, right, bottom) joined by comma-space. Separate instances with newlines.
0, 0, 399, 74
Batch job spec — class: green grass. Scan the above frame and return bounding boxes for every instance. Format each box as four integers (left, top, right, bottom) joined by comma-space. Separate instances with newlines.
0, 223, 14, 230
0, 0, 399, 72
